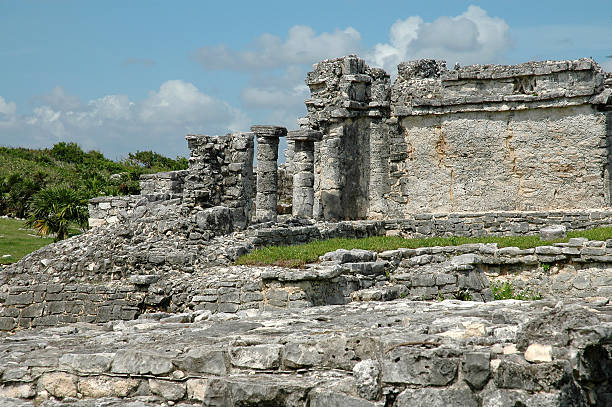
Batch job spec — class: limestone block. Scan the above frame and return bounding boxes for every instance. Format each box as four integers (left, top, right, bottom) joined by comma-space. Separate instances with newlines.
524, 344, 553, 363
320, 249, 376, 263
381, 348, 458, 385
39, 372, 78, 398
148, 379, 186, 401
309, 390, 378, 407
175, 347, 227, 375
111, 350, 174, 375
78, 377, 139, 398
59, 353, 114, 373
230, 344, 284, 370
283, 342, 323, 368
0, 383, 36, 399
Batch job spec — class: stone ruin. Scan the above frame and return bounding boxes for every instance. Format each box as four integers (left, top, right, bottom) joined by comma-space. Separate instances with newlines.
0, 56, 611, 406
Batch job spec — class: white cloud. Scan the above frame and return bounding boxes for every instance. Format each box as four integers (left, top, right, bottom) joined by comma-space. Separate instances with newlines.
0, 96, 17, 122
0, 81, 249, 158
192, 7, 511, 130
368, 5, 511, 71
194, 25, 361, 70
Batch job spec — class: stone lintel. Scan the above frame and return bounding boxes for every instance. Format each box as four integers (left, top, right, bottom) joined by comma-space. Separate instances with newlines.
250, 125, 287, 139
286, 129, 323, 142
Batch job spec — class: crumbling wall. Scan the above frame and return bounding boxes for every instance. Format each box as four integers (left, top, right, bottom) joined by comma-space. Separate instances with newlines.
182, 133, 254, 229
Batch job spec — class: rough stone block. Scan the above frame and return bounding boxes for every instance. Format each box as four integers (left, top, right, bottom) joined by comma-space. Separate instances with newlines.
230, 344, 284, 369
395, 387, 478, 407
462, 352, 491, 389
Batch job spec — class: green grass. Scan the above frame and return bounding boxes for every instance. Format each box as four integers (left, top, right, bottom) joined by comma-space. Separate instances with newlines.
0, 218, 54, 265
236, 227, 612, 267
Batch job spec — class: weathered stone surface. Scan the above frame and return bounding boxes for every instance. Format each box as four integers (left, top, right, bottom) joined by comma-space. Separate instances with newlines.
395, 387, 479, 407
148, 378, 186, 401
39, 372, 78, 398
540, 225, 567, 241
77, 377, 139, 398
59, 353, 114, 373
462, 351, 490, 389
230, 344, 283, 370
0, 298, 608, 405
352, 359, 381, 400
110, 350, 174, 375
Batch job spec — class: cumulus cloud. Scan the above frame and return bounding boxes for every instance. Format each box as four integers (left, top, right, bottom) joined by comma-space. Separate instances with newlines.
0, 81, 249, 158
194, 25, 361, 71
368, 6, 511, 71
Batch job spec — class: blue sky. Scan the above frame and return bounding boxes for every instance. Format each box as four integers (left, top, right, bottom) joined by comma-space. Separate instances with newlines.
1, 0, 611, 159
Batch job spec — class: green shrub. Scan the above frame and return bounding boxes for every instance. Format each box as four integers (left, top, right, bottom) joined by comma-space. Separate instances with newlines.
27, 186, 89, 241
490, 281, 541, 301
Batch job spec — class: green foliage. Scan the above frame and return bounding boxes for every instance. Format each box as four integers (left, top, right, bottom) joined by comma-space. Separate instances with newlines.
541, 263, 551, 272
0, 172, 45, 218
0, 218, 53, 264
454, 289, 473, 301
50, 142, 86, 164
490, 281, 542, 301
127, 150, 188, 171
0, 143, 188, 223
27, 186, 88, 241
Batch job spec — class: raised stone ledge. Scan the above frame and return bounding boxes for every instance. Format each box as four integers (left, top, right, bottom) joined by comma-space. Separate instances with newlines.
250, 125, 288, 138
440, 58, 599, 81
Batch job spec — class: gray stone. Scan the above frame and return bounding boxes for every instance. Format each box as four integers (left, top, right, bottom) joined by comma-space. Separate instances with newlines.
111, 350, 174, 375
230, 344, 283, 369
175, 347, 227, 375
59, 353, 114, 373
395, 387, 478, 407
148, 378, 186, 401
540, 225, 567, 241
352, 359, 381, 400
462, 351, 490, 389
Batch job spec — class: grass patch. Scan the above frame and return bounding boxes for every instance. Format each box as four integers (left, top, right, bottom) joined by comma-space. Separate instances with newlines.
0, 218, 54, 264
236, 227, 612, 267
490, 281, 542, 301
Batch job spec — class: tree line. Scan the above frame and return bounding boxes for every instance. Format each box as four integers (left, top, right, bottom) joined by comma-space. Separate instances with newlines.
0, 142, 188, 241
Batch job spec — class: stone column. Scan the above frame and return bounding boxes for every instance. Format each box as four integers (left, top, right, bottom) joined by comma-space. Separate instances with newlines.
287, 129, 322, 218
251, 125, 286, 223
319, 122, 344, 220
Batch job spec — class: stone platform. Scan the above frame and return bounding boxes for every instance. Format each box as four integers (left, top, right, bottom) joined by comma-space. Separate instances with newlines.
0, 298, 610, 406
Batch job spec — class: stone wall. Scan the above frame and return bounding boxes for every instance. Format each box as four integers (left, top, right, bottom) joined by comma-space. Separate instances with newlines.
182, 133, 254, 229
88, 194, 174, 228
247, 209, 612, 249
139, 169, 188, 195
303, 56, 612, 220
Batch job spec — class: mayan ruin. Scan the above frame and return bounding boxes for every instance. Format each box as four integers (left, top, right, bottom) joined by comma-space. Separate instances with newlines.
0, 54, 611, 406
